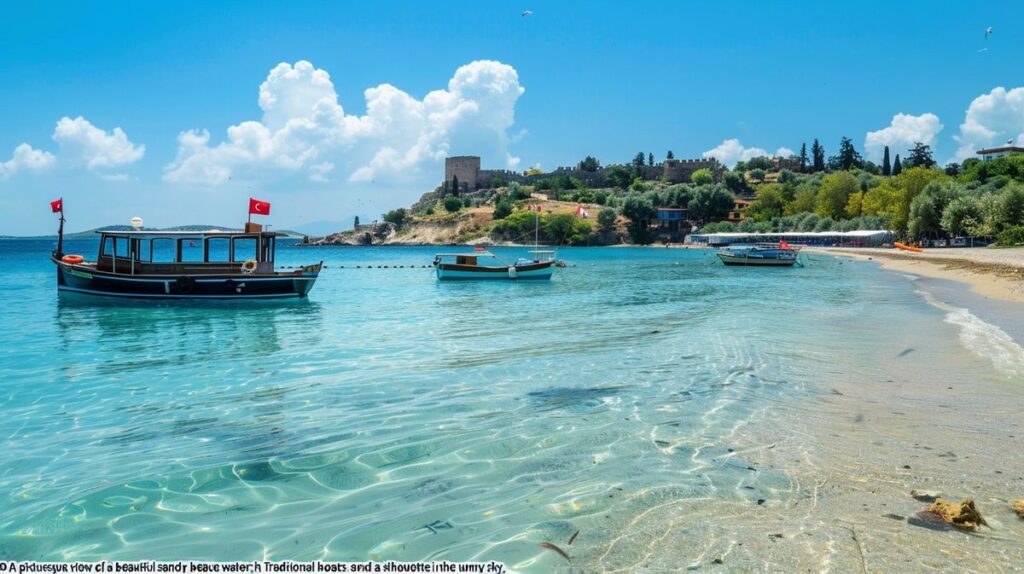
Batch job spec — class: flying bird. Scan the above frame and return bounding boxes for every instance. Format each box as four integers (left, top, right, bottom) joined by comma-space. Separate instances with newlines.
522, 10, 533, 16
985, 26, 993, 39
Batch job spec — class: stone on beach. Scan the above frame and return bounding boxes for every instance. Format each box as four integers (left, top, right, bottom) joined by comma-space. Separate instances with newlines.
926, 498, 988, 531
911, 489, 943, 502
1012, 499, 1024, 519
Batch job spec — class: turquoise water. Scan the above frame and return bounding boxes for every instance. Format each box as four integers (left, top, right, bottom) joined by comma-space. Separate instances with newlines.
1, 239, 1021, 568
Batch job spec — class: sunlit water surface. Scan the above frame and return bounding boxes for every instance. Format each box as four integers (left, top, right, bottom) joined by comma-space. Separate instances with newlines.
1, 239, 1021, 570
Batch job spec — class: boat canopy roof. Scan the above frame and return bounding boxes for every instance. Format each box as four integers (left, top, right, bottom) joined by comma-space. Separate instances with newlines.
435, 251, 497, 258
96, 229, 287, 238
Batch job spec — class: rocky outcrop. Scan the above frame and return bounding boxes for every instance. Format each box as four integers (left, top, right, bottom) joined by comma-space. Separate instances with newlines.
303, 222, 398, 246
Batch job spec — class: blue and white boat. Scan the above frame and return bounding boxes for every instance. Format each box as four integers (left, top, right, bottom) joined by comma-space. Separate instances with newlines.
716, 242, 800, 266
433, 249, 555, 280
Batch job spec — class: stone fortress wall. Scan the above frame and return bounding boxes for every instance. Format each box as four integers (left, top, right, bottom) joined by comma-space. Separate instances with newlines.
445, 155, 724, 191
443, 156, 481, 193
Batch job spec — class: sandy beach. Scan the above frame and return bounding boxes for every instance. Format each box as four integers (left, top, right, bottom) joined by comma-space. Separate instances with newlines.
807, 247, 1024, 304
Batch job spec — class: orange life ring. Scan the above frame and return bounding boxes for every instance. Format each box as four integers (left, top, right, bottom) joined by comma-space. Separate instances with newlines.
61, 254, 84, 264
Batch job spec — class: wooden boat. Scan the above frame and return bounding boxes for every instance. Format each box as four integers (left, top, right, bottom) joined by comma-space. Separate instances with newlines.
52, 229, 322, 300
716, 243, 799, 266
433, 249, 555, 280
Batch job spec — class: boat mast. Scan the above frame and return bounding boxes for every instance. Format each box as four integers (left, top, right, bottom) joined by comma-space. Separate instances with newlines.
536, 207, 544, 248
55, 210, 65, 258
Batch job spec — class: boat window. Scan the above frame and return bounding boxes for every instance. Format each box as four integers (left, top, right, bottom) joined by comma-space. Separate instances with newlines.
134, 239, 151, 262
102, 236, 129, 258
232, 237, 257, 262
205, 237, 230, 262
178, 238, 204, 263
150, 238, 176, 263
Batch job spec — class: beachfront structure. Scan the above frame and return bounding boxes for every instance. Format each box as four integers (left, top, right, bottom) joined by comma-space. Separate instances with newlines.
727, 198, 753, 222
977, 143, 1024, 161
688, 230, 894, 247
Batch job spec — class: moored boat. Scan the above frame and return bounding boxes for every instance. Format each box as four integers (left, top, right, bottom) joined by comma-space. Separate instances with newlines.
433, 249, 555, 280
716, 242, 800, 266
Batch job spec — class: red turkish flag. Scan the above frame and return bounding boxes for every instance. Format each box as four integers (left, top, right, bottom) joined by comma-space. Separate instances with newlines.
248, 198, 271, 215
50, 199, 63, 213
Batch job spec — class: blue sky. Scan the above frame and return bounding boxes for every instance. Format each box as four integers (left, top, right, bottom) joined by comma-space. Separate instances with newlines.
2, 0, 1022, 235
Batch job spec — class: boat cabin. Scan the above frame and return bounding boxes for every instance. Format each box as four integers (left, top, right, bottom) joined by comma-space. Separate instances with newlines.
95, 230, 283, 275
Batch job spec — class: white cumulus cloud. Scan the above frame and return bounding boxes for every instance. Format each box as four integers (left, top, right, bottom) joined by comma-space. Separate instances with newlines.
953, 86, 1024, 160
701, 139, 791, 167
864, 112, 943, 162
0, 143, 57, 179
164, 59, 525, 186
52, 116, 145, 171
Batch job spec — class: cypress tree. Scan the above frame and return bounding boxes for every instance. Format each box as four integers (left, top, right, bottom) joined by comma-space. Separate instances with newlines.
648, 152, 654, 167
667, 150, 674, 159
892, 154, 903, 176
882, 146, 891, 176
452, 174, 460, 196
799, 143, 808, 172
811, 139, 826, 172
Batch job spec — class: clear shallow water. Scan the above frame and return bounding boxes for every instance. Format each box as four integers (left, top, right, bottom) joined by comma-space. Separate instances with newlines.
1, 239, 1021, 569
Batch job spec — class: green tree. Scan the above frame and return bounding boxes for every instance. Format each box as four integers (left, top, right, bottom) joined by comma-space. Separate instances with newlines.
691, 168, 715, 185
688, 185, 734, 222
815, 171, 859, 219
908, 194, 941, 238
632, 152, 646, 170
882, 146, 891, 176
745, 186, 786, 221
845, 191, 864, 218
578, 156, 600, 171
828, 137, 863, 171
353, 215, 360, 228
811, 139, 826, 172
722, 170, 745, 193
944, 162, 961, 176
597, 208, 617, 233
648, 152, 654, 167
630, 177, 649, 192
451, 174, 460, 196
492, 199, 513, 220
906, 142, 936, 169
443, 197, 463, 213
892, 154, 903, 175
607, 166, 633, 189
621, 193, 656, 243
941, 196, 982, 237
490, 175, 507, 188
785, 185, 818, 215
749, 168, 766, 183
382, 208, 407, 227
799, 143, 808, 172
667, 150, 674, 159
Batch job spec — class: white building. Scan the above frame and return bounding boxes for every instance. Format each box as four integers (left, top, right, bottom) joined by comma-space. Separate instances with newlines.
977, 141, 1024, 161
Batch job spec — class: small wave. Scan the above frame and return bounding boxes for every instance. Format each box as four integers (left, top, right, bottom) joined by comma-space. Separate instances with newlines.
918, 290, 1024, 378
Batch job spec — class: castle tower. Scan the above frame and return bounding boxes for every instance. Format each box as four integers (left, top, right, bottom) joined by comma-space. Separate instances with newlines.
444, 156, 480, 192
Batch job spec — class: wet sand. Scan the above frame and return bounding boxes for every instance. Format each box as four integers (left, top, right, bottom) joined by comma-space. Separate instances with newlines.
809, 247, 1024, 303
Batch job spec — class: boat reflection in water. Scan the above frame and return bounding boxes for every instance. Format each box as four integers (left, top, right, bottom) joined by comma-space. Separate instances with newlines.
716, 242, 801, 267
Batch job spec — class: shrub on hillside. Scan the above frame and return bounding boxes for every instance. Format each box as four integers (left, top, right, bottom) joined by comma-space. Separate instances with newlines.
443, 197, 463, 213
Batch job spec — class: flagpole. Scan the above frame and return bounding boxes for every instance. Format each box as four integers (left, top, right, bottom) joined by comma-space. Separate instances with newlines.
55, 200, 65, 258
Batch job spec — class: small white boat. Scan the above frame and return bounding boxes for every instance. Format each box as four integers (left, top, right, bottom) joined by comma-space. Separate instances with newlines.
433, 249, 555, 280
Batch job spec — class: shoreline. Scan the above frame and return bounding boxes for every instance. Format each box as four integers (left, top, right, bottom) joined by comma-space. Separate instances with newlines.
808, 247, 1024, 304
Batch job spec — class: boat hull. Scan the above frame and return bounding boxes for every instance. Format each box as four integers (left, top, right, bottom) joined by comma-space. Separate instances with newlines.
435, 261, 554, 280
54, 259, 320, 300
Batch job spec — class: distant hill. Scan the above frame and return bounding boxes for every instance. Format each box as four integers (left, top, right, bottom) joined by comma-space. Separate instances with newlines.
2, 224, 306, 240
